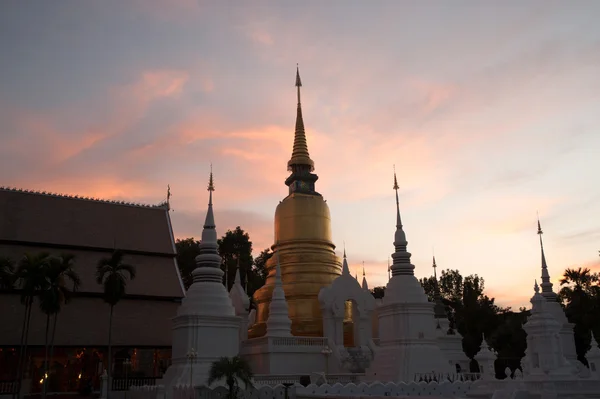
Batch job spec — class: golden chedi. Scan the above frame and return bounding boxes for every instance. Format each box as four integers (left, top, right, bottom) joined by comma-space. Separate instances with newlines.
249, 67, 342, 338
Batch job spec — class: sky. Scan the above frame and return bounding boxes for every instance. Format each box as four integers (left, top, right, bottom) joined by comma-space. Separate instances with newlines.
1, 0, 599, 309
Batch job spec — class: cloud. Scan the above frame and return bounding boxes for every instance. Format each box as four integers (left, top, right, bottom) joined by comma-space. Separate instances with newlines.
2, 1, 600, 309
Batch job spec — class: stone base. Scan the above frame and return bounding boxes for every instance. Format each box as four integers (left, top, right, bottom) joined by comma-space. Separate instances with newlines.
240, 335, 332, 375
160, 313, 240, 397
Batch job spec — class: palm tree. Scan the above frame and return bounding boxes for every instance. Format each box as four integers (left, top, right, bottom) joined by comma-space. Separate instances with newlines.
39, 254, 81, 398
207, 356, 254, 399
13, 253, 52, 399
0, 256, 15, 290
96, 250, 136, 399
560, 267, 595, 293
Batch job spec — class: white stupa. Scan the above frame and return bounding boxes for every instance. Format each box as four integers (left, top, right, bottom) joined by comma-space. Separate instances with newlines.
230, 264, 250, 341
366, 171, 451, 382
522, 280, 574, 378
536, 218, 578, 364
266, 253, 293, 337
160, 169, 241, 391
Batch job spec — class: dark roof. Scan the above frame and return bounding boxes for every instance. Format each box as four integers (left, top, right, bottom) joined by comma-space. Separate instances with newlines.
0, 187, 185, 298
0, 187, 173, 254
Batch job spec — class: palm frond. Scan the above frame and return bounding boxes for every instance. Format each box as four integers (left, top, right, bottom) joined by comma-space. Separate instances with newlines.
117, 263, 136, 280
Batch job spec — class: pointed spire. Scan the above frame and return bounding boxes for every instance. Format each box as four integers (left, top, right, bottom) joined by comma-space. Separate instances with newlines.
537, 215, 556, 299
342, 247, 350, 275
287, 64, 314, 172
192, 167, 223, 284
361, 261, 369, 290
266, 252, 292, 337
390, 166, 414, 277
204, 164, 215, 229
393, 166, 403, 230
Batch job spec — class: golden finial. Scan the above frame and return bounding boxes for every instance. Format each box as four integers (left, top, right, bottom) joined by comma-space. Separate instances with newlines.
393, 165, 399, 190
362, 261, 365, 276
537, 211, 543, 235
208, 164, 215, 192
288, 65, 314, 172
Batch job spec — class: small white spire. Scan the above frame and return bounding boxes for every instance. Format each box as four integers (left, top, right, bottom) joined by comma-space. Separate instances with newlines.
361, 263, 369, 291
229, 259, 249, 312
193, 167, 223, 284
266, 252, 292, 337
390, 167, 415, 277
537, 216, 556, 300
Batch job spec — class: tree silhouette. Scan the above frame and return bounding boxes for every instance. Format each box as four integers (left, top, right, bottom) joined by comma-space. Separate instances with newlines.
207, 356, 254, 399
96, 250, 136, 399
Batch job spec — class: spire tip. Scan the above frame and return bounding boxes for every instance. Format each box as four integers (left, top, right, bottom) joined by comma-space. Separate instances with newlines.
208, 164, 215, 192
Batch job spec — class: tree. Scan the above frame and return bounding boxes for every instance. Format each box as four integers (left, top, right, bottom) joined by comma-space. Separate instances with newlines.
207, 356, 254, 399
39, 254, 81, 397
419, 269, 508, 364
0, 257, 15, 290
559, 267, 599, 363
13, 253, 52, 398
96, 250, 136, 399
217, 227, 253, 292
370, 286, 386, 299
175, 238, 201, 289
248, 248, 271, 298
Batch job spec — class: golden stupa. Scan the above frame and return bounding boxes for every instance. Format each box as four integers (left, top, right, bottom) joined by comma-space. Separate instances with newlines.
249, 67, 342, 338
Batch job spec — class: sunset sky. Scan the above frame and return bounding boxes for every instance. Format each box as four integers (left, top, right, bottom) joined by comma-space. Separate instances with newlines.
1, 1, 599, 309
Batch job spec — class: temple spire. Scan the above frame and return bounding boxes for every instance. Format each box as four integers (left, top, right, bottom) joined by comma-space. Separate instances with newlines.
287, 65, 315, 172
203, 166, 215, 230
361, 261, 369, 290
390, 167, 414, 277
537, 215, 555, 299
266, 252, 292, 337
393, 166, 403, 230
342, 247, 350, 275
192, 167, 223, 285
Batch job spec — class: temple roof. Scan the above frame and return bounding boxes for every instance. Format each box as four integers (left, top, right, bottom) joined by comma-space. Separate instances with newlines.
0, 187, 184, 298
0, 186, 173, 254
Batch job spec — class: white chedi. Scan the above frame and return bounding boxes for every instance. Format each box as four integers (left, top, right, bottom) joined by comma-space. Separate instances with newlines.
266, 253, 292, 337
522, 281, 574, 378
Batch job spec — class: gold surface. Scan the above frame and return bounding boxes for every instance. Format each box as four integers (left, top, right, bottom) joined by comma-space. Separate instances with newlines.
249, 193, 342, 338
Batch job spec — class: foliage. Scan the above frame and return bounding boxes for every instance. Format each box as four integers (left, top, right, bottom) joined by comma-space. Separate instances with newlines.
96, 249, 136, 399
175, 237, 201, 289
207, 356, 254, 399
39, 254, 81, 399
249, 248, 271, 296
370, 286, 386, 299
39, 254, 81, 314
218, 226, 254, 292
95, 250, 136, 306
558, 267, 600, 364
0, 256, 15, 290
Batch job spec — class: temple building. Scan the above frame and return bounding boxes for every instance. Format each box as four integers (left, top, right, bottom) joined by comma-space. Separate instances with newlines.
0, 187, 184, 392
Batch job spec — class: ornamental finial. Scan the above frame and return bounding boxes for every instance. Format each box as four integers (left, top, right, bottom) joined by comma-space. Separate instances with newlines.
208, 164, 215, 192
